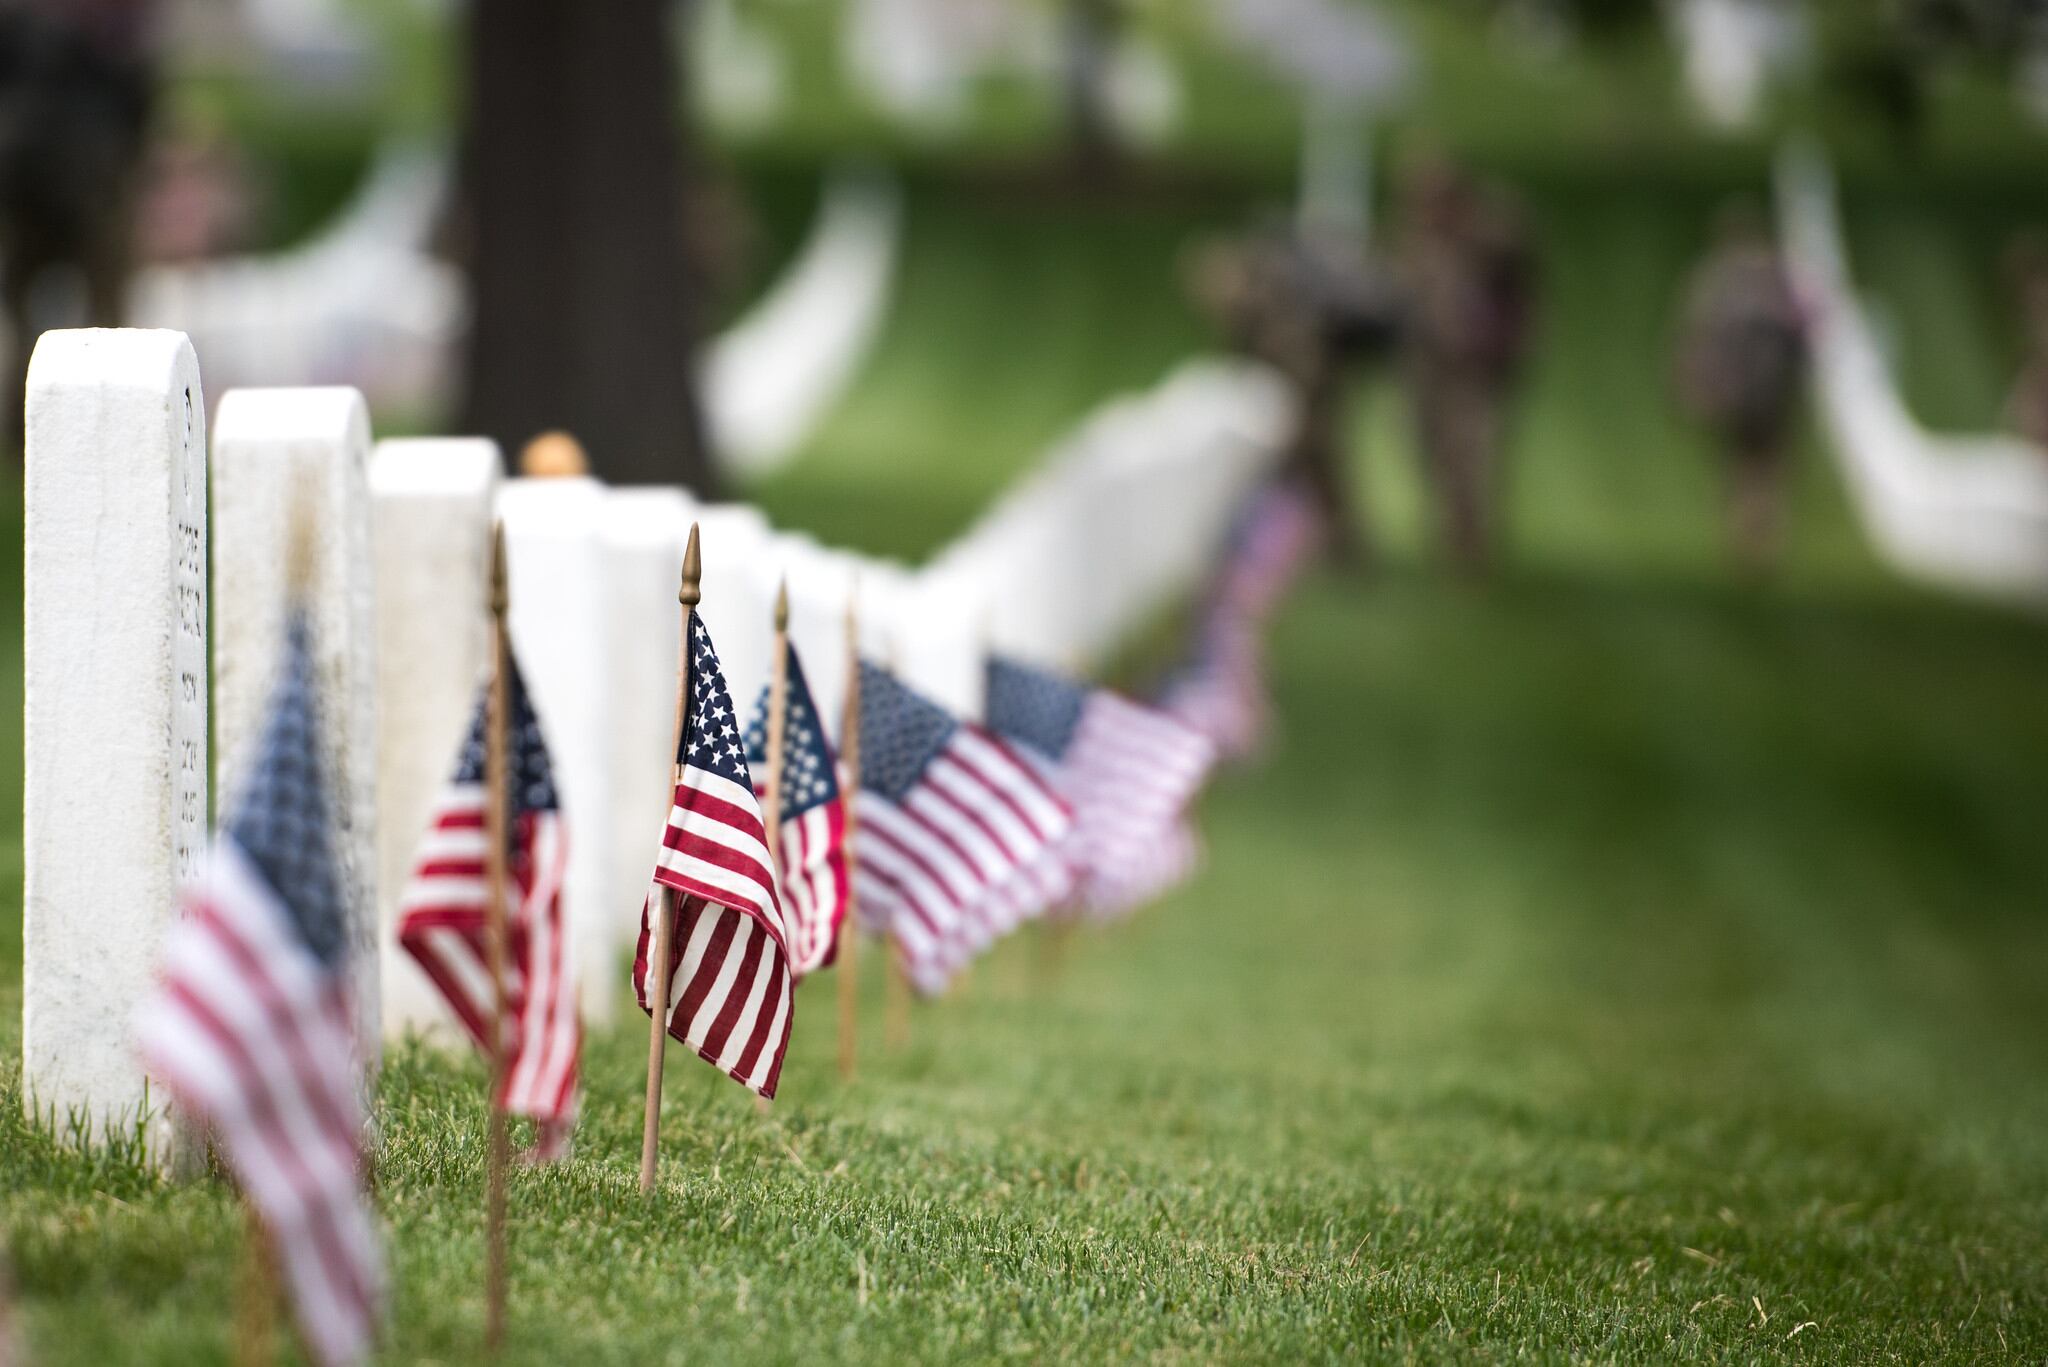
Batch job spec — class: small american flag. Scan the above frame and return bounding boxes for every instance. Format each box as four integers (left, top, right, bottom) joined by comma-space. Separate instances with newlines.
632, 614, 794, 1098
852, 661, 1072, 993
1160, 479, 1321, 759
742, 643, 850, 979
396, 654, 580, 1159
135, 612, 384, 1367
986, 657, 1214, 920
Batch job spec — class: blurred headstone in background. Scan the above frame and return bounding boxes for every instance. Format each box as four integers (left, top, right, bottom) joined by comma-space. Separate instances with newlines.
598, 486, 695, 947
1775, 147, 2048, 600
705, 169, 902, 477
1210, 0, 1411, 248
1672, 0, 1808, 130
690, 0, 788, 135
498, 474, 620, 1020
369, 436, 502, 1040
125, 142, 461, 416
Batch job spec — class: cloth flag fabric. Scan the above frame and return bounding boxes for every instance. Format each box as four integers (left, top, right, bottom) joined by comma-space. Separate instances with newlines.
852, 661, 1072, 992
742, 642, 850, 979
396, 654, 579, 1159
1160, 478, 1321, 759
985, 656, 1214, 919
135, 612, 384, 1367
633, 614, 794, 1098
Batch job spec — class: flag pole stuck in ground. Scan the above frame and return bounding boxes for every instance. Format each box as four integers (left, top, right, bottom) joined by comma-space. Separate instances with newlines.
481, 523, 512, 1350
639, 523, 700, 1195
234, 1193, 277, 1367
837, 590, 861, 1083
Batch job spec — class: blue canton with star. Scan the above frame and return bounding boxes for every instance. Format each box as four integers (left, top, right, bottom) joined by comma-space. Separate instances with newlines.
680, 614, 758, 789
744, 644, 840, 819
224, 610, 348, 970
450, 651, 559, 822
855, 661, 958, 802
984, 656, 1087, 762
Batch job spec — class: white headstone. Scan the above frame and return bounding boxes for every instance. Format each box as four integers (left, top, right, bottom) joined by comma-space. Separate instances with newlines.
600, 486, 698, 945
212, 386, 381, 1065
692, 504, 777, 704
368, 437, 502, 1039
498, 477, 617, 1023
23, 328, 207, 1156
896, 562, 989, 721
773, 532, 861, 731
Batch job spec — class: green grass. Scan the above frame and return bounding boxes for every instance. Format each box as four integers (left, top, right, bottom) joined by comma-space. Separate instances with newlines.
8, 130, 2048, 1361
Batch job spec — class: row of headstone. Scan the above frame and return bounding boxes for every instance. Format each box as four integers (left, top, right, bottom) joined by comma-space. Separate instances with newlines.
931, 356, 1295, 672
21, 327, 1290, 1153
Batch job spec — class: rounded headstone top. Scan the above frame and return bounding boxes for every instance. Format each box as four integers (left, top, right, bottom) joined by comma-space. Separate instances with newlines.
215, 386, 370, 449
519, 430, 590, 478
26, 327, 199, 393
367, 437, 504, 495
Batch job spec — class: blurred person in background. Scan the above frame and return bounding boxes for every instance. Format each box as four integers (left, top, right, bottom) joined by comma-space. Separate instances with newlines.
1395, 150, 1538, 575
0, 0, 157, 449
1673, 202, 1809, 575
2001, 231, 2048, 452
1185, 219, 1403, 569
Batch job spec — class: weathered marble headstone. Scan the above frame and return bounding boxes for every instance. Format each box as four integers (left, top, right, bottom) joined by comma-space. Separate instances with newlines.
498, 476, 617, 1023
368, 437, 502, 1039
773, 532, 861, 732
692, 502, 777, 705
23, 329, 207, 1156
212, 387, 381, 1065
600, 486, 698, 943
897, 562, 990, 721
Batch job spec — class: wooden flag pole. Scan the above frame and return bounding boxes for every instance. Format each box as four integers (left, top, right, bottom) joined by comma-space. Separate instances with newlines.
234, 1195, 277, 1367
836, 591, 861, 1082
763, 578, 790, 880
641, 524, 701, 1195
882, 636, 912, 1053
755, 580, 791, 1116
482, 522, 513, 1351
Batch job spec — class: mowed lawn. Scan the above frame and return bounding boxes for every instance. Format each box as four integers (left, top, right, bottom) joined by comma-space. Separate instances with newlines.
4, 173, 2048, 1362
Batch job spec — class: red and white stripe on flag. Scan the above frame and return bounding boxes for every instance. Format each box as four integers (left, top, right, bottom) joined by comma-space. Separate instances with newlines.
633, 763, 794, 1098
854, 725, 1072, 994
396, 783, 580, 1150
1066, 691, 1214, 916
136, 840, 384, 1367
765, 792, 849, 978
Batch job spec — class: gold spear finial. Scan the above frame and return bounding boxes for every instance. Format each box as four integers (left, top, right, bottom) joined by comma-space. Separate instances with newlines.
774, 576, 789, 633
680, 522, 702, 609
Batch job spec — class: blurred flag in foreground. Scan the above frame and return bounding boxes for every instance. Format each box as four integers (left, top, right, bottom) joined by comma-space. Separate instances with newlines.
397, 655, 580, 1159
135, 611, 383, 1367
743, 642, 850, 979
986, 656, 1214, 919
1160, 478, 1322, 760
633, 615, 794, 1099
852, 661, 1071, 992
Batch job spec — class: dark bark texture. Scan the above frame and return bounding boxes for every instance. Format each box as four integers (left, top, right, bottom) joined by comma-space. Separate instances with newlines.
459, 0, 716, 490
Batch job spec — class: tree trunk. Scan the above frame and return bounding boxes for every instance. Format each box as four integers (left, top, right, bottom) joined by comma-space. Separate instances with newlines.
1062, 0, 1121, 184
459, 0, 717, 490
